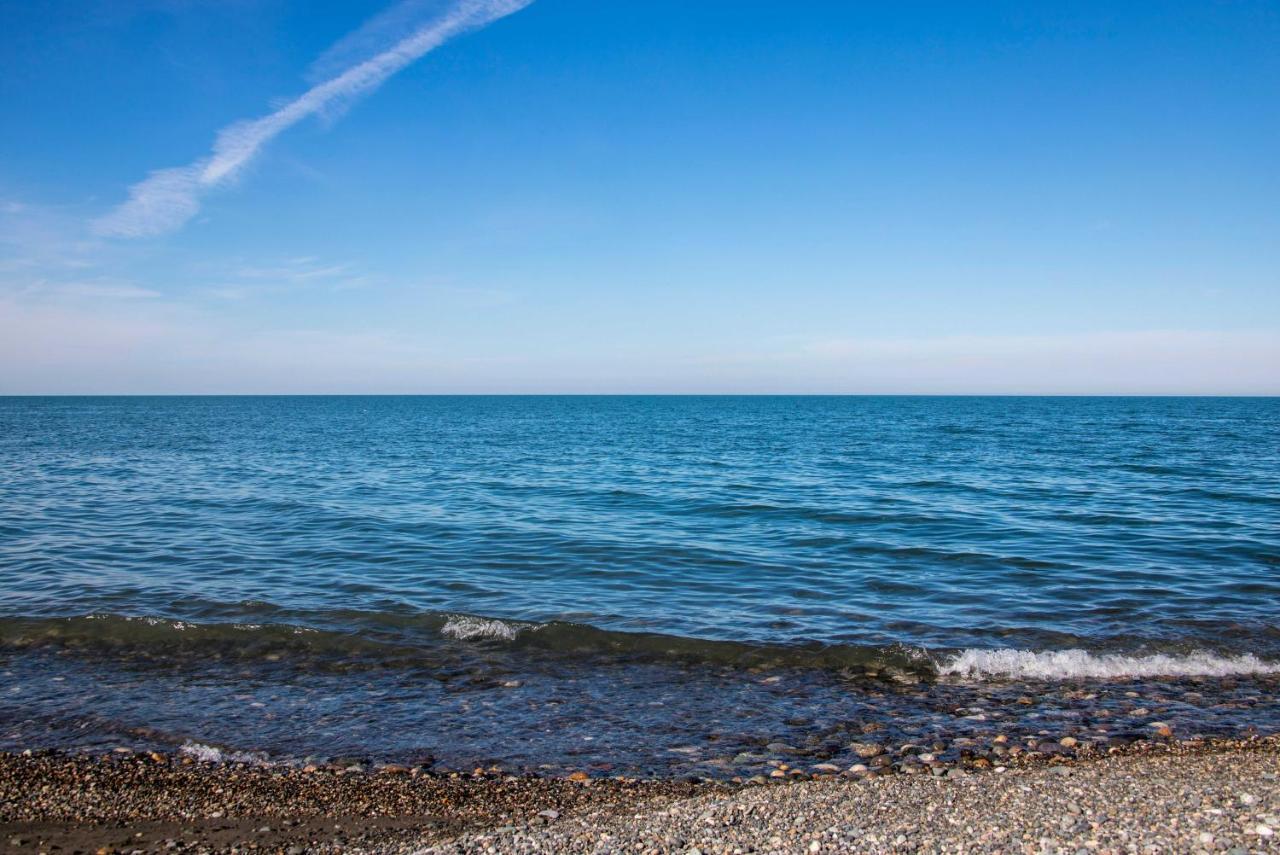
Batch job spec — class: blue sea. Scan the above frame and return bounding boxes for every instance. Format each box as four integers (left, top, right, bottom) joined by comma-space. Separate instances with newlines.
2, 396, 1278, 774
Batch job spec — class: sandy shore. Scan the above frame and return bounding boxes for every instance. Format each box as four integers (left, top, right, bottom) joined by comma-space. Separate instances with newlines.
2, 739, 1277, 854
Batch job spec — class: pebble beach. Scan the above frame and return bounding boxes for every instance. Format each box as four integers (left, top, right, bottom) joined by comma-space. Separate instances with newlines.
3, 737, 1278, 854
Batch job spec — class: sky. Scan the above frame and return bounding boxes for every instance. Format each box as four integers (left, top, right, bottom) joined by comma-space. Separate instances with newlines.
1, 0, 1277, 394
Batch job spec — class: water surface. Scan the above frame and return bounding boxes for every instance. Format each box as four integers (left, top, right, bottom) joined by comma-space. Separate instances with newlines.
2, 396, 1277, 772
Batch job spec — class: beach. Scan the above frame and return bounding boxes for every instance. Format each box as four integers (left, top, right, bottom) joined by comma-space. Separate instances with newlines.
6, 0, 1279, 844
3, 738, 1278, 853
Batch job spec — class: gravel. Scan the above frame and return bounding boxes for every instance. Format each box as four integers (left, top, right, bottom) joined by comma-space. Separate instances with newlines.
0, 752, 717, 853
424, 739, 1280, 854
2, 738, 1277, 853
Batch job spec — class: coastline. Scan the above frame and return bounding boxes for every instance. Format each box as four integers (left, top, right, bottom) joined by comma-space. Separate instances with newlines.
8, 633, 1279, 780
3, 737, 1277, 853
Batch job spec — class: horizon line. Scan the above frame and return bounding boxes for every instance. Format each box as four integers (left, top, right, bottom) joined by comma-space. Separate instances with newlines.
2, 393, 1277, 399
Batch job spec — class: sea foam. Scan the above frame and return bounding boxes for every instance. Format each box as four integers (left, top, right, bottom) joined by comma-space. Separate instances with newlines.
440, 615, 524, 641
178, 741, 269, 765
939, 648, 1280, 680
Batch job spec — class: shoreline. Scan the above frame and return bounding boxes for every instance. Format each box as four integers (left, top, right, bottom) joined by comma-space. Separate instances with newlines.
8, 639, 1278, 781
3, 737, 1277, 853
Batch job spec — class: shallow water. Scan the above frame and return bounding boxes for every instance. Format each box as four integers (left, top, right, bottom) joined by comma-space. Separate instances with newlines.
1, 396, 1278, 771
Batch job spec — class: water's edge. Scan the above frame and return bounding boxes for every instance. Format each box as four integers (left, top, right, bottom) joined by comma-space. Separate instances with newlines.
5, 610, 1278, 680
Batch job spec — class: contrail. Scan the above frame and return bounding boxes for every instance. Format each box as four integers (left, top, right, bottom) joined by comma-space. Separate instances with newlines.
93, 0, 533, 239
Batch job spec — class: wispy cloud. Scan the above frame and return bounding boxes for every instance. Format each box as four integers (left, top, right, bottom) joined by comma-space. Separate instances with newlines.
92, 0, 534, 239
235, 257, 359, 284
57, 281, 162, 300
197, 255, 372, 299
1, 198, 103, 270
0, 274, 161, 302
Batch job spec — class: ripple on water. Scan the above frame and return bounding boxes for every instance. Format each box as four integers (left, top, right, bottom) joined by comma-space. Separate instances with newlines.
0, 395, 1277, 763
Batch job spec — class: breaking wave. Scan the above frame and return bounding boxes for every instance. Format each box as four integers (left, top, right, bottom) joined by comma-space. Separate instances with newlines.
178, 741, 270, 765
5, 612, 1280, 681
440, 615, 526, 641
940, 648, 1280, 680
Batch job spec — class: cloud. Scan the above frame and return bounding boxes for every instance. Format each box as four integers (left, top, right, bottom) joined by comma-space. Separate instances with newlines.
94, 168, 203, 239
55, 282, 162, 299
0, 275, 162, 302
193, 256, 371, 298
92, 0, 534, 239
308, 0, 452, 86
0, 198, 104, 270
234, 257, 360, 284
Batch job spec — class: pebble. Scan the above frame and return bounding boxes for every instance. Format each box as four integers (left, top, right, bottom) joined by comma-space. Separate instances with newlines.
6, 714, 1280, 853
428, 739, 1280, 854
849, 742, 882, 758
0, 750, 715, 854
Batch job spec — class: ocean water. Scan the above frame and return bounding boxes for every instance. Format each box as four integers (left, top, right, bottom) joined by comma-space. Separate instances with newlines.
2, 396, 1278, 773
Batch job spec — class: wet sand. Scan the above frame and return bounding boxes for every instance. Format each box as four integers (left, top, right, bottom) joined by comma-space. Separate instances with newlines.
2, 738, 1278, 853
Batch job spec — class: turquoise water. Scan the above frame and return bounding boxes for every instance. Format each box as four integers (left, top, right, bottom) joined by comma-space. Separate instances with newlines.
1, 396, 1278, 771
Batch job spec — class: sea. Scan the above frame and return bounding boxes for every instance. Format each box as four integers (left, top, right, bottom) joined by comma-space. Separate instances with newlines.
1, 396, 1277, 775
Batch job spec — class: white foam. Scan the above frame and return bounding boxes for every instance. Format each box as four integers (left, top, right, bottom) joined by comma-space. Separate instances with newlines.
86, 614, 194, 630
179, 742, 228, 763
939, 648, 1280, 680
440, 615, 523, 642
179, 741, 269, 764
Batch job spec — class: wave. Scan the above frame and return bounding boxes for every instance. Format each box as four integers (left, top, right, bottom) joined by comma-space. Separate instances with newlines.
440, 614, 526, 641
3, 612, 1278, 681
179, 741, 270, 765
939, 648, 1280, 680
0, 611, 929, 673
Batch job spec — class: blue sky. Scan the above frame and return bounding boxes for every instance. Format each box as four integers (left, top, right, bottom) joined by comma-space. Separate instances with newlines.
1, 0, 1277, 393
